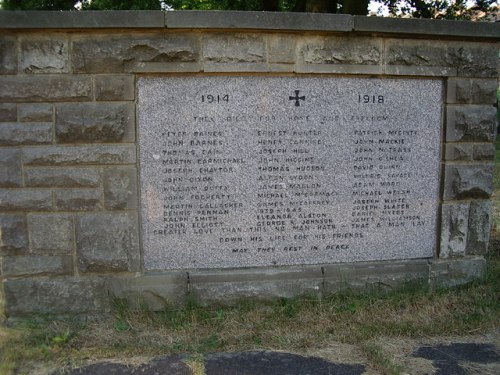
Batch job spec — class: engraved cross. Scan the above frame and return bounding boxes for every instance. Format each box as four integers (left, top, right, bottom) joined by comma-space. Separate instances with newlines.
289, 90, 305, 106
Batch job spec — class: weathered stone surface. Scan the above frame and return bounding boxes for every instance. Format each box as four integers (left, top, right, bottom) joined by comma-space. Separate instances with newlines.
354, 16, 500, 39
473, 143, 495, 161
190, 267, 323, 305
440, 203, 469, 258
29, 214, 74, 253
76, 212, 139, 273
0, 149, 22, 187
0, 35, 17, 74
0, 122, 52, 146
1, 255, 73, 276
103, 167, 137, 210
447, 78, 498, 104
299, 36, 381, 65
166, 11, 353, 31
444, 143, 472, 161
20, 36, 68, 73
0, 215, 28, 253
17, 103, 53, 122
386, 40, 498, 77
323, 260, 429, 293
71, 33, 199, 73
267, 34, 296, 64
202, 34, 265, 69
25, 167, 100, 188
107, 273, 188, 310
138, 76, 442, 270
443, 164, 494, 200
466, 200, 491, 255
3, 278, 109, 316
446, 106, 497, 142
458, 44, 498, 77
55, 103, 135, 143
23, 144, 137, 166
0, 103, 16, 122
94, 75, 135, 101
0, 189, 52, 211
0, 75, 92, 102
430, 257, 486, 289
0, 10, 164, 29
55, 189, 103, 211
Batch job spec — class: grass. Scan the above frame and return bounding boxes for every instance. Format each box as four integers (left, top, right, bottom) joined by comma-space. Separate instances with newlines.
1, 254, 499, 374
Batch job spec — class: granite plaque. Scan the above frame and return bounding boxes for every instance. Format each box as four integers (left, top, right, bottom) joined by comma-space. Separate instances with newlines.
138, 77, 443, 270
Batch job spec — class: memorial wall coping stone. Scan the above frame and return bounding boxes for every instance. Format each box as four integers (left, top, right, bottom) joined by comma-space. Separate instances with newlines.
138, 76, 442, 270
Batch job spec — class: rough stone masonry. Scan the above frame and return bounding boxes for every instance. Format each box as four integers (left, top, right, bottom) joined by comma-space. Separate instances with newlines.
0, 11, 498, 317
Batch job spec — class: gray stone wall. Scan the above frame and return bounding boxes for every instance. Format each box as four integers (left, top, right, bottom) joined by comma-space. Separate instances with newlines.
0, 11, 498, 317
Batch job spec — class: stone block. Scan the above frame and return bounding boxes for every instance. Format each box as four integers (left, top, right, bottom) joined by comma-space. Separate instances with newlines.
25, 167, 100, 188
107, 273, 188, 310
443, 164, 493, 200
94, 75, 135, 101
55, 103, 135, 143
446, 105, 497, 142
20, 35, 68, 73
444, 143, 473, 161
0, 215, 28, 253
457, 43, 498, 77
466, 200, 491, 255
0, 75, 92, 102
0, 10, 165, 29
440, 203, 469, 258
1, 255, 73, 276
299, 36, 382, 66
23, 144, 137, 166
0, 104, 16, 122
472, 143, 495, 161
55, 189, 103, 211
323, 260, 429, 293
0, 122, 52, 146
189, 267, 323, 305
29, 214, 74, 253
103, 167, 137, 210
76, 212, 139, 273
0, 148, 22, 187
386, 39, 456, 69
0, 35, 17, 74
354, 16, 500, 39
3, 277, 110, 316
71, 33, 199, 73
447, 78, 498, 104
386, 40, 498, 78
17, 103, 53, 122
267, 34, 297, 64
202, 34, 265, 68
430, 257, 486, 289
166, 11, 353, 31
0, 190, 52, 211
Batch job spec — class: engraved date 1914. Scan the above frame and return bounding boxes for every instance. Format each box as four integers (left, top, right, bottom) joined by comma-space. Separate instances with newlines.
201, 94, 229, 103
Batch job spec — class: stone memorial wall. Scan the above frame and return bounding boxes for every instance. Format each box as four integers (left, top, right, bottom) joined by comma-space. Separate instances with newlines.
0, 11, 498, 317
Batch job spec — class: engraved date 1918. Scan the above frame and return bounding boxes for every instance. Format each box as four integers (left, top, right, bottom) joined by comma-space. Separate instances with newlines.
359, 94, 384, 103
201, 94, 229, 103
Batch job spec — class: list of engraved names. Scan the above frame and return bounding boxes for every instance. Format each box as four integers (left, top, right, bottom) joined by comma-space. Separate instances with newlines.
138, 77, 442, 270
